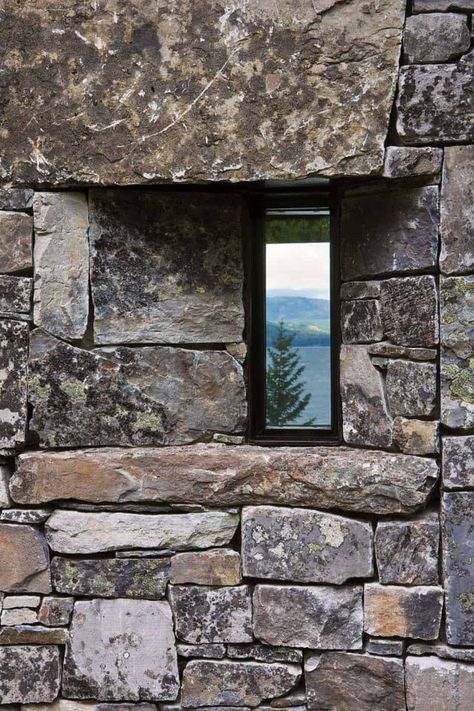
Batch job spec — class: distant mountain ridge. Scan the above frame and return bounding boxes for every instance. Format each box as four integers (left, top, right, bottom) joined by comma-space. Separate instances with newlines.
266, 296, 330, 347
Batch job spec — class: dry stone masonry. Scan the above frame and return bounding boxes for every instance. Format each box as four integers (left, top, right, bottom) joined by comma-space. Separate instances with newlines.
0, 1, 473, 709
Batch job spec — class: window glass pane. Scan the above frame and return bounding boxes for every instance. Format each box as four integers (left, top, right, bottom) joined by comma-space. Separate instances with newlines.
265, 208, 331, 429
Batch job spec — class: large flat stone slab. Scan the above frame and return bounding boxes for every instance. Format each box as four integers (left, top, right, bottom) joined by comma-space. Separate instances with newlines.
0, 319, 28, 450
63, 599, 179, 701
241, 505, 373, 583
28, 330, 245, 447
90, 190, 244, 344
0, 523, 51, 593
405, 656, 474, 711
440, 146, 474, 275
33, 192, 89, 340
253, 584, 363, 649
305, 652, 405, 711
0, 1, 405, 185
0, 645, 60, 703
46, 509, 239, 554
181, 660, 300, 708
11, 444, 439, 515
442, 492, 474, 646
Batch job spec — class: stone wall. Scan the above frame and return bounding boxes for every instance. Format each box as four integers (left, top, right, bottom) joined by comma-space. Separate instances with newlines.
0, 2, 473, 711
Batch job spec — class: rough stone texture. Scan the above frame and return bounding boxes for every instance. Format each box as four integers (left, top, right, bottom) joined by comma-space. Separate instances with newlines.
381, 276, 438, 348
177, 644, 226, 660
340, 345, 392, 448
169, 585, 252, 644
413, 0, 474, 10
341, 300, 382, 344
0, 523, 51, 593
0, 1, 405, 185
383, 147, 443, 179
367, 639, 405, 657
46, 509, 239, 554
440, 146, 474, 275
393, 418, 439, 456
364, 584, 443, 640
0, 464, 11, 507
367, 342, 437, 361
443, 436, 474, 489
305, 652, 405, 711
0, 645, 60, 703
1, 607, 38, 625
0, 508, 51, 523
0, 211, 32, 273
170, 549, 241, 586
33, 192, 89, 340
407, 644, 474, 663
51, 556, 170, 599
11, 444, 439, 515
341, 186, 439, 280
340, 281, 381, 300
227, 644, 302, 664
386, 361, 437, 418
0, 625, 68, 645
28, 330, 245, 447
38, 596, 74, 626
3, 594, 40, 608
440, 276, 474, 429
90, 190, 244, 344
405, 656, 474, 711
0, 319, 28, 450
404, 14, 470, 64
241, 505, 373, 583
0, 187, 33, 210
375, 516, 439, 585
443, 492, 474, 646
181, 660, 300, 708
63, 599, 179, 701
397, 54, 474, 144
0, 275, 31, 314
253, 584, 363, 649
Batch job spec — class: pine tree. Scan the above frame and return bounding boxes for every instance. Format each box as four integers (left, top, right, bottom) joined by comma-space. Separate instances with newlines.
266, 320, 316, 427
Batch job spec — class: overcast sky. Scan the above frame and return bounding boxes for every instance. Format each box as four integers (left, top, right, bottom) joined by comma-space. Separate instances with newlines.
266, 243, 330, 299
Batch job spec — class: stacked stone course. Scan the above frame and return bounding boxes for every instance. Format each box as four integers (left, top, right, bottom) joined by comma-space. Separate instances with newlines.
0, 1, 473, 710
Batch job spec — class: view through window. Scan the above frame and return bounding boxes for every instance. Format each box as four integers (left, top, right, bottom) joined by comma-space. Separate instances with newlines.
265, 206, 331, 429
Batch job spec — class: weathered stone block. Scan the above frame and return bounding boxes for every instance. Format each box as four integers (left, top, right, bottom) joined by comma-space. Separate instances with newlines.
380, 276, 438, 348
404, 14, 470, 64
51, 556, 170, 599
397, 56, 474, 144
33, 192, 89, 340
46, 509, 239, 554
367, 342, 437, 361
38, 595, 74, 626
440, 276, 474, 429
0, 211, 32, 273
0, 275, 31, 314
0, 645, 60, 703
375, 515, 439, 585
442, 436, 474, 489
0, 625, 68, 645
364, 584, 443, 640
440, 146, 474, 275
177, 644, 226, 660
393, 418, 439, 456
3, 594, 40, 608
0, 507, 51, 523
241, 505, 373, 583
367, 639, 404, 657
90, 190, 244, 344
28, 330, 246, 447
0, 523, 51, 593
407, 643, 474, 663
443, 492, 474, 646
63, 599, 179, 700
169, 585, 252, 644
11, 444, 439, 515
0, 464, 11, 507
253, 584, 363, 649
1, 607, 38, 625
341, 300, 382, 344
227, 644, 302, 664
340, 281, 381, 300
386, 360, 437, 417
413, 0, 474, 10
383, 147, 442, 179
405, 656, 474, 711
0, 2, 405, 185
181, 660, 300, 708
341, 186, 439, 279
0, 319, 28, 450
0, 187, 33, 210
170, 549, 241, 586
341, 345, 392, 448
305, 652, 405, 711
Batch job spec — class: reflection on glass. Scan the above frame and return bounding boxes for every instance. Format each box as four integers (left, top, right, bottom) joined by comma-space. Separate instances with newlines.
265, 208, 331, 428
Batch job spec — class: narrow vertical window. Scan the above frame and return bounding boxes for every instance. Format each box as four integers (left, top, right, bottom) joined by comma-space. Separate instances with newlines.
249, 191, 339, 443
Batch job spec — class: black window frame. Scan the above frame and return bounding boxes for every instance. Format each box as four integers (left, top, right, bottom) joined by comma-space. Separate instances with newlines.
246, 187, 341, 445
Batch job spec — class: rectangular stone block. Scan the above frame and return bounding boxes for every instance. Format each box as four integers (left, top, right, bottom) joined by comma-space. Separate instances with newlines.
364, 583, 443, 640
413, 1, 474, 11
393, 418, 439, 456
442, 436, 474, 489
375, 515, 439, 585
63, 599, 179, 701
383, 146, 442, 179
405, 656, 474, 711
341, 299, 383, 344
0, 187, 33, 210
0, 625, 68, 645
170, 549, 241, 586
0, 523, 51, 593
0, 211, 32, 273
33, 192, 89, 340
241, 505, 373, 584
380, 276, 438, 348
253, 584, 363, 649
0, 275, 31, 314
403, 14, 470, 64
443, 492, 474, 646
440, 146, 474, 275
386, 360, 437, 418
0, 319, 28, 450
0, 645, 60, 703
